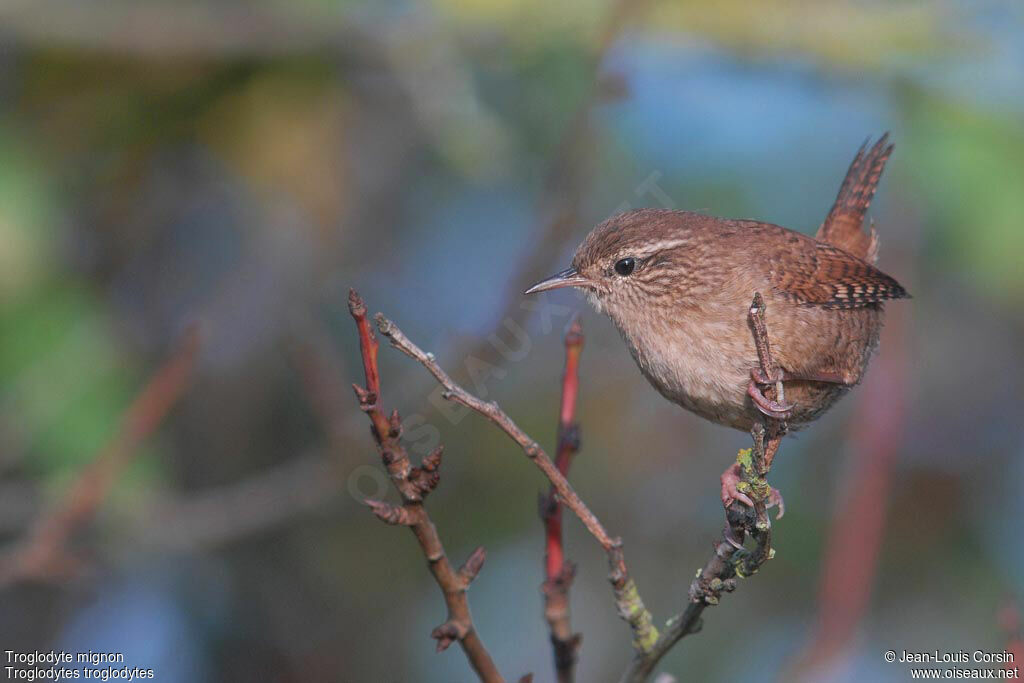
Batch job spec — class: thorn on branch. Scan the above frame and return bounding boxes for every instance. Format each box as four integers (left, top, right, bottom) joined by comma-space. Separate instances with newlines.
365, 499, 417, 526
458, 546, 487, 586
421, 446, 444, 472
409, 446, 444, 497
431, 620, 469, 652
388, 409, 402, 438
351, 383, 372, 408
409, 468, 440, 497
347, 288, 367, 318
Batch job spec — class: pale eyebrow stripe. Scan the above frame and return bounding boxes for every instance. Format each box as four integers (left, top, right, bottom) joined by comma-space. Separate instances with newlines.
632, 239, 689, 259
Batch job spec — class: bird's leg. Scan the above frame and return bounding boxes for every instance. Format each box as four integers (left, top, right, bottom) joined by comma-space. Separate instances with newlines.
747, 293, 794, 420
747, 381, 793, 419
723, 296, 788, 551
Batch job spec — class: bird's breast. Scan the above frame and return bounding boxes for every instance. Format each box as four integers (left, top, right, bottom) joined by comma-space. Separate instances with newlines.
617, 307, 755, 429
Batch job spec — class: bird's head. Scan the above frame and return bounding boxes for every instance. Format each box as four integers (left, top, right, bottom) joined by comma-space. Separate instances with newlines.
525, 209, 703, 321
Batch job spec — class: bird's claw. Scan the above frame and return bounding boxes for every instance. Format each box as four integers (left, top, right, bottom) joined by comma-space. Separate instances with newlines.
721, 462, 754, 510
767, 486, 785, 520
721, 462, 785, 522
747, 380, 793, 419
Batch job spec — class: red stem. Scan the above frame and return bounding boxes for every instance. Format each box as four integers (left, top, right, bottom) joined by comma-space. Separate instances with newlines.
545, 318, 583, 581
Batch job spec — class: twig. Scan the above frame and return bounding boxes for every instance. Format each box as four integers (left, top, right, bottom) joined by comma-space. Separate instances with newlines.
348, 290, 505, 683
374, 311, 660, 656
0, 326, 202, 587
371, 292, 785, 681
540, 318, 585, 683
619, 443, 777, 682
749, 292, 788, 458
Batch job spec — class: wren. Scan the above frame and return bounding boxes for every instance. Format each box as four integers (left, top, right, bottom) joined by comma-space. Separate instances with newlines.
526, 136, 908, 509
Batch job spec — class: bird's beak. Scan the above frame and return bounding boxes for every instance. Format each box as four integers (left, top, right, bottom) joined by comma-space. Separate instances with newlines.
524, 267, 591, 294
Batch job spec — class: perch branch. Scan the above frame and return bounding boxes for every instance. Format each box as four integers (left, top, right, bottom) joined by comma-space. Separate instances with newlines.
374, 311, 660, 656
348, 290, 504, 683
540, 318, 585, 683
0, 326, 201, 587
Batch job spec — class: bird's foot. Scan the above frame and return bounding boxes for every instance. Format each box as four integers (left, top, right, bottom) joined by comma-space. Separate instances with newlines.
766, 486, 785, 519
721, 462, 785, 548
721, 462, 785, 518
721, 462, 754, 509
747, 379, 793, 419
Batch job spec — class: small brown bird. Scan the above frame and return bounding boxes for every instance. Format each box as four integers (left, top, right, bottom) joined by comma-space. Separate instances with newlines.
526, 135, 908, 510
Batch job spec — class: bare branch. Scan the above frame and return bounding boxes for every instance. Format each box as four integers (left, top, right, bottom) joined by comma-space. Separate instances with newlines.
364, 292, 787, 682
373, 312, 660, 659
376, 313, 615, 549
458, 547, 488, 587
348, 290, 505, 683
365, 499, 418, 526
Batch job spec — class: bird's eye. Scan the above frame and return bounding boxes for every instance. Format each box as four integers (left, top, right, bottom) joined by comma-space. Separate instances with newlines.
614, 257, 636, 276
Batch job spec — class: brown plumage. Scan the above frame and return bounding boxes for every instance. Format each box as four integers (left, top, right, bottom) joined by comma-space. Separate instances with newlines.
526, 135, 908, 433
817, 134, 893, 263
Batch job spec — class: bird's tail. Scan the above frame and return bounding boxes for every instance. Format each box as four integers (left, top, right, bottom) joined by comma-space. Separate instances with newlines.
816, 134, 894, 264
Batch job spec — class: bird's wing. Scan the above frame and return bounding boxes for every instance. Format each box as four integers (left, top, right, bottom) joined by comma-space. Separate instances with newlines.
772, 240, 908, 309
816, 134, 893, 264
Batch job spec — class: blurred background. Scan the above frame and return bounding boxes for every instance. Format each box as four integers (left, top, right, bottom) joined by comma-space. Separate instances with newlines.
1, 0, 1022, 681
